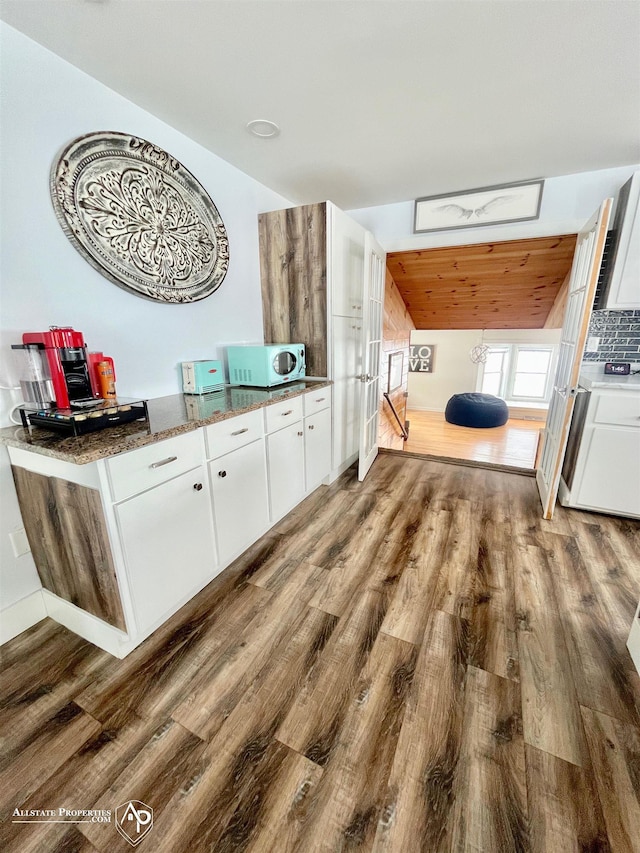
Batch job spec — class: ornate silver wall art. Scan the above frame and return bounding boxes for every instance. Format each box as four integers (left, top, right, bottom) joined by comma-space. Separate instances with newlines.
50, 132, 229, 303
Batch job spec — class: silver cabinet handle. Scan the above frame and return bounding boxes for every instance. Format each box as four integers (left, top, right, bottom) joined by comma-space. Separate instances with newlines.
193, 483, 203, 491
150, 456, 177, 469
282, 409, 294, 416
231, 427, 249, 436
308, 424, 315, 430
315, 397, 326, 403
218, 470, 227, 478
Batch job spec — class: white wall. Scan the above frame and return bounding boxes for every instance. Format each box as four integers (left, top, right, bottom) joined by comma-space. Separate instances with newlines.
408, 330, 482, 411
348, 165, 640, 252
0, 24, 292, 624
408, 328, 561, 411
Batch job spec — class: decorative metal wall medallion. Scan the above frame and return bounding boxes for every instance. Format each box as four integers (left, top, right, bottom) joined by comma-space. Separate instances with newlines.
50, 132, 229, 303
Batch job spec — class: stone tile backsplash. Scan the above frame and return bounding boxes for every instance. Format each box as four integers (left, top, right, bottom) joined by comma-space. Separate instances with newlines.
584, 309, 640, 362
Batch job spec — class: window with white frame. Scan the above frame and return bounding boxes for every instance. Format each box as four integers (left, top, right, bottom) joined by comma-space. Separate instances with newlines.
480, 344, 557, 404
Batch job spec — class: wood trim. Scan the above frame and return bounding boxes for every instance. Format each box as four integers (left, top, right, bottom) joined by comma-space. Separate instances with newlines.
11, 467, 126, 630
259, 203, 328, 376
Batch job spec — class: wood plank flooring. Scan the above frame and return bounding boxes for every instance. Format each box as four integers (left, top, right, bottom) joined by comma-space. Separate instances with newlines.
403, 409, 542, 469
1, 454, 639, 853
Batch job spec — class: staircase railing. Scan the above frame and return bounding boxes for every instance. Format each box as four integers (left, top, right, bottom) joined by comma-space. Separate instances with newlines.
383, 392, 409, 441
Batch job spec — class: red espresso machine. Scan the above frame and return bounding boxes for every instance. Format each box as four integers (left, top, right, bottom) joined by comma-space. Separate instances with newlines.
12, 326, 147, 435
19, 326, 101, 407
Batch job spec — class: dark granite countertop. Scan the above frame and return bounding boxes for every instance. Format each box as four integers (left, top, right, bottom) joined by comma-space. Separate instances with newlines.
0, 380, 331, 465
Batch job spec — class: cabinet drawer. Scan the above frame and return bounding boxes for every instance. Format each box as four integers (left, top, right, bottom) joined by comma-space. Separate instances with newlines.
303, 388, 331, 417
107, 430, 204, 502
592, 393, 640, 428
264, 396, 304, 434
205, 409, 264, 459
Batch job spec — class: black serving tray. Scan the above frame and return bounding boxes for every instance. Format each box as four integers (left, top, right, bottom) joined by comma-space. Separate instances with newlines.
19, 399, 148, 437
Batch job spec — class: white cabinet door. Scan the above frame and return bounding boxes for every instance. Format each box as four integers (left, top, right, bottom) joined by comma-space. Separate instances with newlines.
305, 407, 332, 492
210, 439, 270, 566
115, 466, 217, 634
576, 426, 640, 516
266, 421, 305, 522
330, 204, 366, 318
331, 315, 362, 470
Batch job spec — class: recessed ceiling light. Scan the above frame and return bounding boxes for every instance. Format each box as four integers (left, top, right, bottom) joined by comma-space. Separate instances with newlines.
246, 120, 280, 139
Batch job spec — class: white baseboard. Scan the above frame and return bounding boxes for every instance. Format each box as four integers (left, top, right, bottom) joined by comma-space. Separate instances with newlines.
406, 406, 444, 413
329, 453, 358, 483
42, 589, 131, 659
0, 590, 47, 645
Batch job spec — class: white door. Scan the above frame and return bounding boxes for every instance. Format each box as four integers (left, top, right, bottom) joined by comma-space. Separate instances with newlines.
266, 421, 305, 522
536, 199, 612, 519
209, 439, 270, 566
358, 232, 386, 481
116, 466, 217, 634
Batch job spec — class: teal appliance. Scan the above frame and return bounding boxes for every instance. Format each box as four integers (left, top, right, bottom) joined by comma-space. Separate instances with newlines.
227, 344, 306, 387
181, 360, 224, 394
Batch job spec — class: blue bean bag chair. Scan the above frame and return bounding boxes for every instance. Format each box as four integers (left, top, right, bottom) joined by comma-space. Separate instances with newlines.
445, 392, 509, 428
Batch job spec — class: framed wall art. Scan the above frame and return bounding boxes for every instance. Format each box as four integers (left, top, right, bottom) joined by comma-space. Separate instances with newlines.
388, 351, 404, 392
414, 180, 544, 234
50, 131, 230, 303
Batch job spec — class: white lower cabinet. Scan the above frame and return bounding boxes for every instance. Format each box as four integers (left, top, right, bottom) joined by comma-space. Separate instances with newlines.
209, 438, 270, 565
8, 386, 333, 657
267, 421, 306, 522
559, 385, 640, 518
305, 406, 332, 492
115, 465, 217, 634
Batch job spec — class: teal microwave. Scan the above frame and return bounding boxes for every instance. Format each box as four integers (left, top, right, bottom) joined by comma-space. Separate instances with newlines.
227, 344, 306, 387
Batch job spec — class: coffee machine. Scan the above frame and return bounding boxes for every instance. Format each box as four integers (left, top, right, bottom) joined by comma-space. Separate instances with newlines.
14, 326, 112, 408
12, 326, 147, 436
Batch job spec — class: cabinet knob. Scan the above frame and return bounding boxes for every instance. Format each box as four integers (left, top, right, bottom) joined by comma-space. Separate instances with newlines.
218, 470, 227, 478
193, 482, 203, 491
308, 424, 315, 430
297, 431, 303, 437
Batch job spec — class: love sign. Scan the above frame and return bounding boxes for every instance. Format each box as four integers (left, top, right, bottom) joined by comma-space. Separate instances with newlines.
409, 344, 436, 373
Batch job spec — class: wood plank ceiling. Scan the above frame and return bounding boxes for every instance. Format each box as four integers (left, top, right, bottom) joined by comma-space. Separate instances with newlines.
387, 234, 577, 329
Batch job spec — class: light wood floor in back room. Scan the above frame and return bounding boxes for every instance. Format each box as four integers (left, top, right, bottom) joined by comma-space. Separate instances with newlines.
403, 409, 542, 469
1, 454, 639, 853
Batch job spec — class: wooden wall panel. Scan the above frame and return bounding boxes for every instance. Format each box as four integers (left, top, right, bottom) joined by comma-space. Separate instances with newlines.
11, 467, 126, 630
259, 203, 328, 376
387, 234, 577, 330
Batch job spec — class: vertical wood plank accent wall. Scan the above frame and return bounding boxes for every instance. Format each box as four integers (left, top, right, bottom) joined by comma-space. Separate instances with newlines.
11, 467, 126, 630
380, 268, 415, 451
258, 202, 328, 377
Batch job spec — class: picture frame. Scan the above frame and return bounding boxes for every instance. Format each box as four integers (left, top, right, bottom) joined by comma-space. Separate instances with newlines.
414, 179, 544, 234
388, 351, 404, 393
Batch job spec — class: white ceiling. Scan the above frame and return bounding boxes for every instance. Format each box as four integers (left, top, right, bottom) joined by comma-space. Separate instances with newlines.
1, 0, 639, 210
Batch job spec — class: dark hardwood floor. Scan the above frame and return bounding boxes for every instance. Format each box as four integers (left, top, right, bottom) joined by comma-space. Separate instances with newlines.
1, 454, 639, 852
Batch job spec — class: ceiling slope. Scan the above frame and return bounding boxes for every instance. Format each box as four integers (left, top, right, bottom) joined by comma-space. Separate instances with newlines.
387, 234, 578, 329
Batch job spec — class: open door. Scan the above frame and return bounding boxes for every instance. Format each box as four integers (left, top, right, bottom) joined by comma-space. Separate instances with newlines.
358, 232, 386, 481
536, 198, 612, 519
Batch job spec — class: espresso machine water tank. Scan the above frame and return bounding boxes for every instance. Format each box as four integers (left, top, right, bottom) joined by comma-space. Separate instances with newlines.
11, 343, 56, 408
